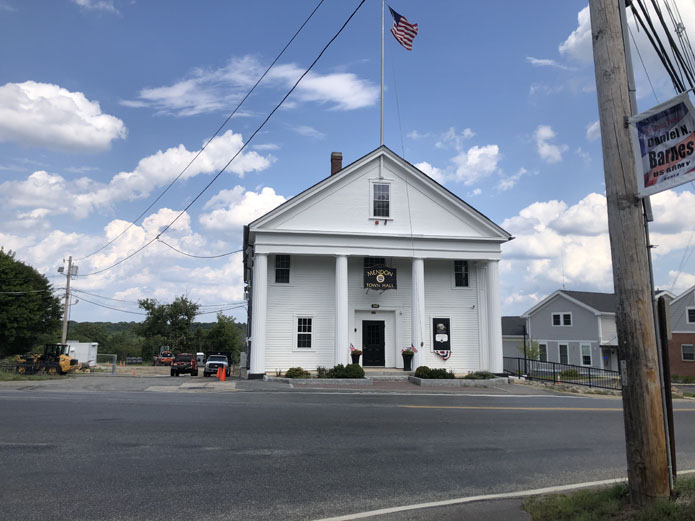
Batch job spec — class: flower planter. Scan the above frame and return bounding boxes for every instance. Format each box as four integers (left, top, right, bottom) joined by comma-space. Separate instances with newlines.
402, 354, 413, 371
351, 354, 361, 365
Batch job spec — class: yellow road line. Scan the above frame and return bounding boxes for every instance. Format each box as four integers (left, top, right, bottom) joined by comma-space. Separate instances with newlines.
399, 405, 695, 412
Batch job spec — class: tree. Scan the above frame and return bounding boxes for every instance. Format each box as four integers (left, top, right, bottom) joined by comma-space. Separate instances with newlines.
517, 339, 541, 360
0, 249, 62, 357
206, 314, 244, 363
137, 296, 200, 353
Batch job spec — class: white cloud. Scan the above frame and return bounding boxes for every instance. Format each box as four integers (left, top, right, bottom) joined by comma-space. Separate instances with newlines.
534, 125, 568, 164
0, 130, 273, 222
435, 127, 475, 150
291, 125, 325, 139
72, 0, 118, 13
525, 57, 573, 70
0, 81, 126, 152
123, 55, 378, 116
497, 167, 530, 191
452, 144, 500, 184
586, 120, 600, 141
529, 83, 565, 96
199, 186, 286, 234
559, 6, 592, 63
407, 130, 432, 140
415, 161, 445, 183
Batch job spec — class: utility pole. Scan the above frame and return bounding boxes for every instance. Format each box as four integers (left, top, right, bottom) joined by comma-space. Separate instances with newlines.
61, 256, 73, 345
590, 0, 670, 504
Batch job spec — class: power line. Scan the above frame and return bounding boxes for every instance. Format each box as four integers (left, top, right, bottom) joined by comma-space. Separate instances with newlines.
629, 22, 660, 103
156, 238, 242, 259
76, 295, 148, 316
75, 0, 327, 262
79, 0, 367, 277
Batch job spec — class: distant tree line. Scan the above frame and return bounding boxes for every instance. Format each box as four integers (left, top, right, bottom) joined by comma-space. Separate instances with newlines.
0, 250, 246, 362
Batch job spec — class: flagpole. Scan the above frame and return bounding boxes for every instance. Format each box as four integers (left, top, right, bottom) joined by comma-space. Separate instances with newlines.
380, 0, 384, 147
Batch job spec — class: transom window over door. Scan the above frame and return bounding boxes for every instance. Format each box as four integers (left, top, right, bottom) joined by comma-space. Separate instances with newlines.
364, 257, 386, 268
373, 183, 390, 217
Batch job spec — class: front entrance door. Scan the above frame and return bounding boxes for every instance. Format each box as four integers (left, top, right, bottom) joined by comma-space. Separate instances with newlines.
362, 320, 385, 366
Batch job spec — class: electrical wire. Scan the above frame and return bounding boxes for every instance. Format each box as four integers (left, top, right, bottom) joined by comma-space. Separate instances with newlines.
71, 288, 143, 304
78, 0, 367, 278
629, 22, 660, 103
75, 295, 148, 316
156, 238, 242, 259
75, 0, 327, 262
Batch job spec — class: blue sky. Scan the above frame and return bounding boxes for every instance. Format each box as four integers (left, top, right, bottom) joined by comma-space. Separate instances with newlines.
1, 0, 695, 323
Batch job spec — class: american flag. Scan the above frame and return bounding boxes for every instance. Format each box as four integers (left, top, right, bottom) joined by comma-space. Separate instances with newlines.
388, 6, 418, 51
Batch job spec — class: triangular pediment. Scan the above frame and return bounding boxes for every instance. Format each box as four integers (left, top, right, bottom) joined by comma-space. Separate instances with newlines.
250, 147, 510, 241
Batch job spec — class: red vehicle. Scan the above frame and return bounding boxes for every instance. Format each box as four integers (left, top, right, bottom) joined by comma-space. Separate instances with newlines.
155, 351, 175, 366
170, 353, 198, 377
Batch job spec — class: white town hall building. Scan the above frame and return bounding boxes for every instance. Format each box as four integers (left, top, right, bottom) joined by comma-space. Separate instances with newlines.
242, 146, 512, 378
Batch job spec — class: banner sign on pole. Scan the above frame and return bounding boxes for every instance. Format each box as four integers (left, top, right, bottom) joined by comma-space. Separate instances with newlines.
629, 92, 695, 197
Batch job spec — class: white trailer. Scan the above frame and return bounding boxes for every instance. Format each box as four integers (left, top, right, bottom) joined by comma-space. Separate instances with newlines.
66, 341, 98, 368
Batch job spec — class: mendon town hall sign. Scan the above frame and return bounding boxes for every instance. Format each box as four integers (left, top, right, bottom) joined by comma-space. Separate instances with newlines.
364, 265, 397, 290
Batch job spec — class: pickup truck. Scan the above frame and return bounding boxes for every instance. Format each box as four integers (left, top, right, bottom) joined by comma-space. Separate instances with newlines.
154, 351, 175, 366
170, 353, 198, 377
203, 354, 230, 377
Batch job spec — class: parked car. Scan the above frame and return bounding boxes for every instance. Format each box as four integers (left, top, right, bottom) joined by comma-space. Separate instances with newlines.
204, 354, 229, 377
171, 353, 198, 377
155, 351, 175, 366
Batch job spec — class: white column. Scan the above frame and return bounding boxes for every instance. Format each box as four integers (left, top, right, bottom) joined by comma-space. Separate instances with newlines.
486, 259, 503, 373
335, 255, 349, 366
249, 253, 268, 377
411, 258, 425, 369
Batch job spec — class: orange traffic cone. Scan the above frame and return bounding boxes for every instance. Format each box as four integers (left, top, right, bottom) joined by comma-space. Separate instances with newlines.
216, 367, 221, 380
220, 369, 226, 382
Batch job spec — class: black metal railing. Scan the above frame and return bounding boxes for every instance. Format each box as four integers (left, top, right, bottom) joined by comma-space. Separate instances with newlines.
503, 357, 622, 391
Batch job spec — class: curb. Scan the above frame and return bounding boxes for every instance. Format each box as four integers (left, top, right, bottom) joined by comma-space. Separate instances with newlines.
408, 376, 509, 387
264, 376, 373, 386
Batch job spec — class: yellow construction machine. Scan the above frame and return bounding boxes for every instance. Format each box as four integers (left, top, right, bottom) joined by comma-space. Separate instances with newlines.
16, 344, 80, 375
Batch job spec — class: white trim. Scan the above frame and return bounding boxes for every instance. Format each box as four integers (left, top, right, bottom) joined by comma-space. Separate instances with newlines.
558, 343, 569, 365
551, 311, 573, 327
270, 254, 294, 286
293, 314, 315, 351
687, 307, 695, 324
451, 259, 472, 289
670, 285, 695, 306
521, 290, 607, 318
580, 343, 592, 366
369, 178, 392, 220
682, 344, 695, 362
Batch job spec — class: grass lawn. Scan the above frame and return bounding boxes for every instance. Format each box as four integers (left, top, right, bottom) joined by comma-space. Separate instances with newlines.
524, 476, 695, 520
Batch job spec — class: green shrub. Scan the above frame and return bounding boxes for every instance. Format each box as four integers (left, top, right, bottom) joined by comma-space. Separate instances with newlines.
463, 371, 496, 380
326, 363, 365, 378
559, 369, 580, 378
672, 374, 695, 384
316, 366, 328, 378
414, 366, 431, 378
284, 367, 311, 379
414, 366, 454, 379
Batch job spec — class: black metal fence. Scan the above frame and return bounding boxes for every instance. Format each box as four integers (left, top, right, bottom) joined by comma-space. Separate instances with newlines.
503, 356, 622, 391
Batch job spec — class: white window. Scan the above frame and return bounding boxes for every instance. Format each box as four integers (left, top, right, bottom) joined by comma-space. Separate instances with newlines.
581, 344, 592, 366
296, 317, 313, 349
559, 344, 569, 365
687, 308, 695, 324
454, 260, 469, 287
539, 343, 547, 362
552, 312, 572, 327
682, 344, 694, 361
370, 180, 392, 219
275, 255, 290, 284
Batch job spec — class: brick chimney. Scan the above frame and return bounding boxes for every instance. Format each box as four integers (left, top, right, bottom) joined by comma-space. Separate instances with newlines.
330, 152, 343, 176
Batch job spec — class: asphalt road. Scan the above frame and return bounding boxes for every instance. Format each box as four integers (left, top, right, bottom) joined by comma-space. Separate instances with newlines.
1, 377, 694, 521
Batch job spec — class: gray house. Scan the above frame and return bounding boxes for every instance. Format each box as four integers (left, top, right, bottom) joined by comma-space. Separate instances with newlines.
519, 290, 619, 371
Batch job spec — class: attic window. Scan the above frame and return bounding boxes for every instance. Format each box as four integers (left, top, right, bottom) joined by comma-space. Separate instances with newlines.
373, 182, 390, 218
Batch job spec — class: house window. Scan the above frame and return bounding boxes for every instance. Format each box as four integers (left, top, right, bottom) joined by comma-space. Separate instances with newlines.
364, 257, 386, 268
296, 317, 313, 349
688, 308, 695, 324
559, 344, 569, 365
454, 260, 469, 287
373, 183, 390, 217
552, 312, 572, 326
682, 345, 695, 361
275, 255, 290, 283
539, 343, 547, 362
581, 344, 592, 366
